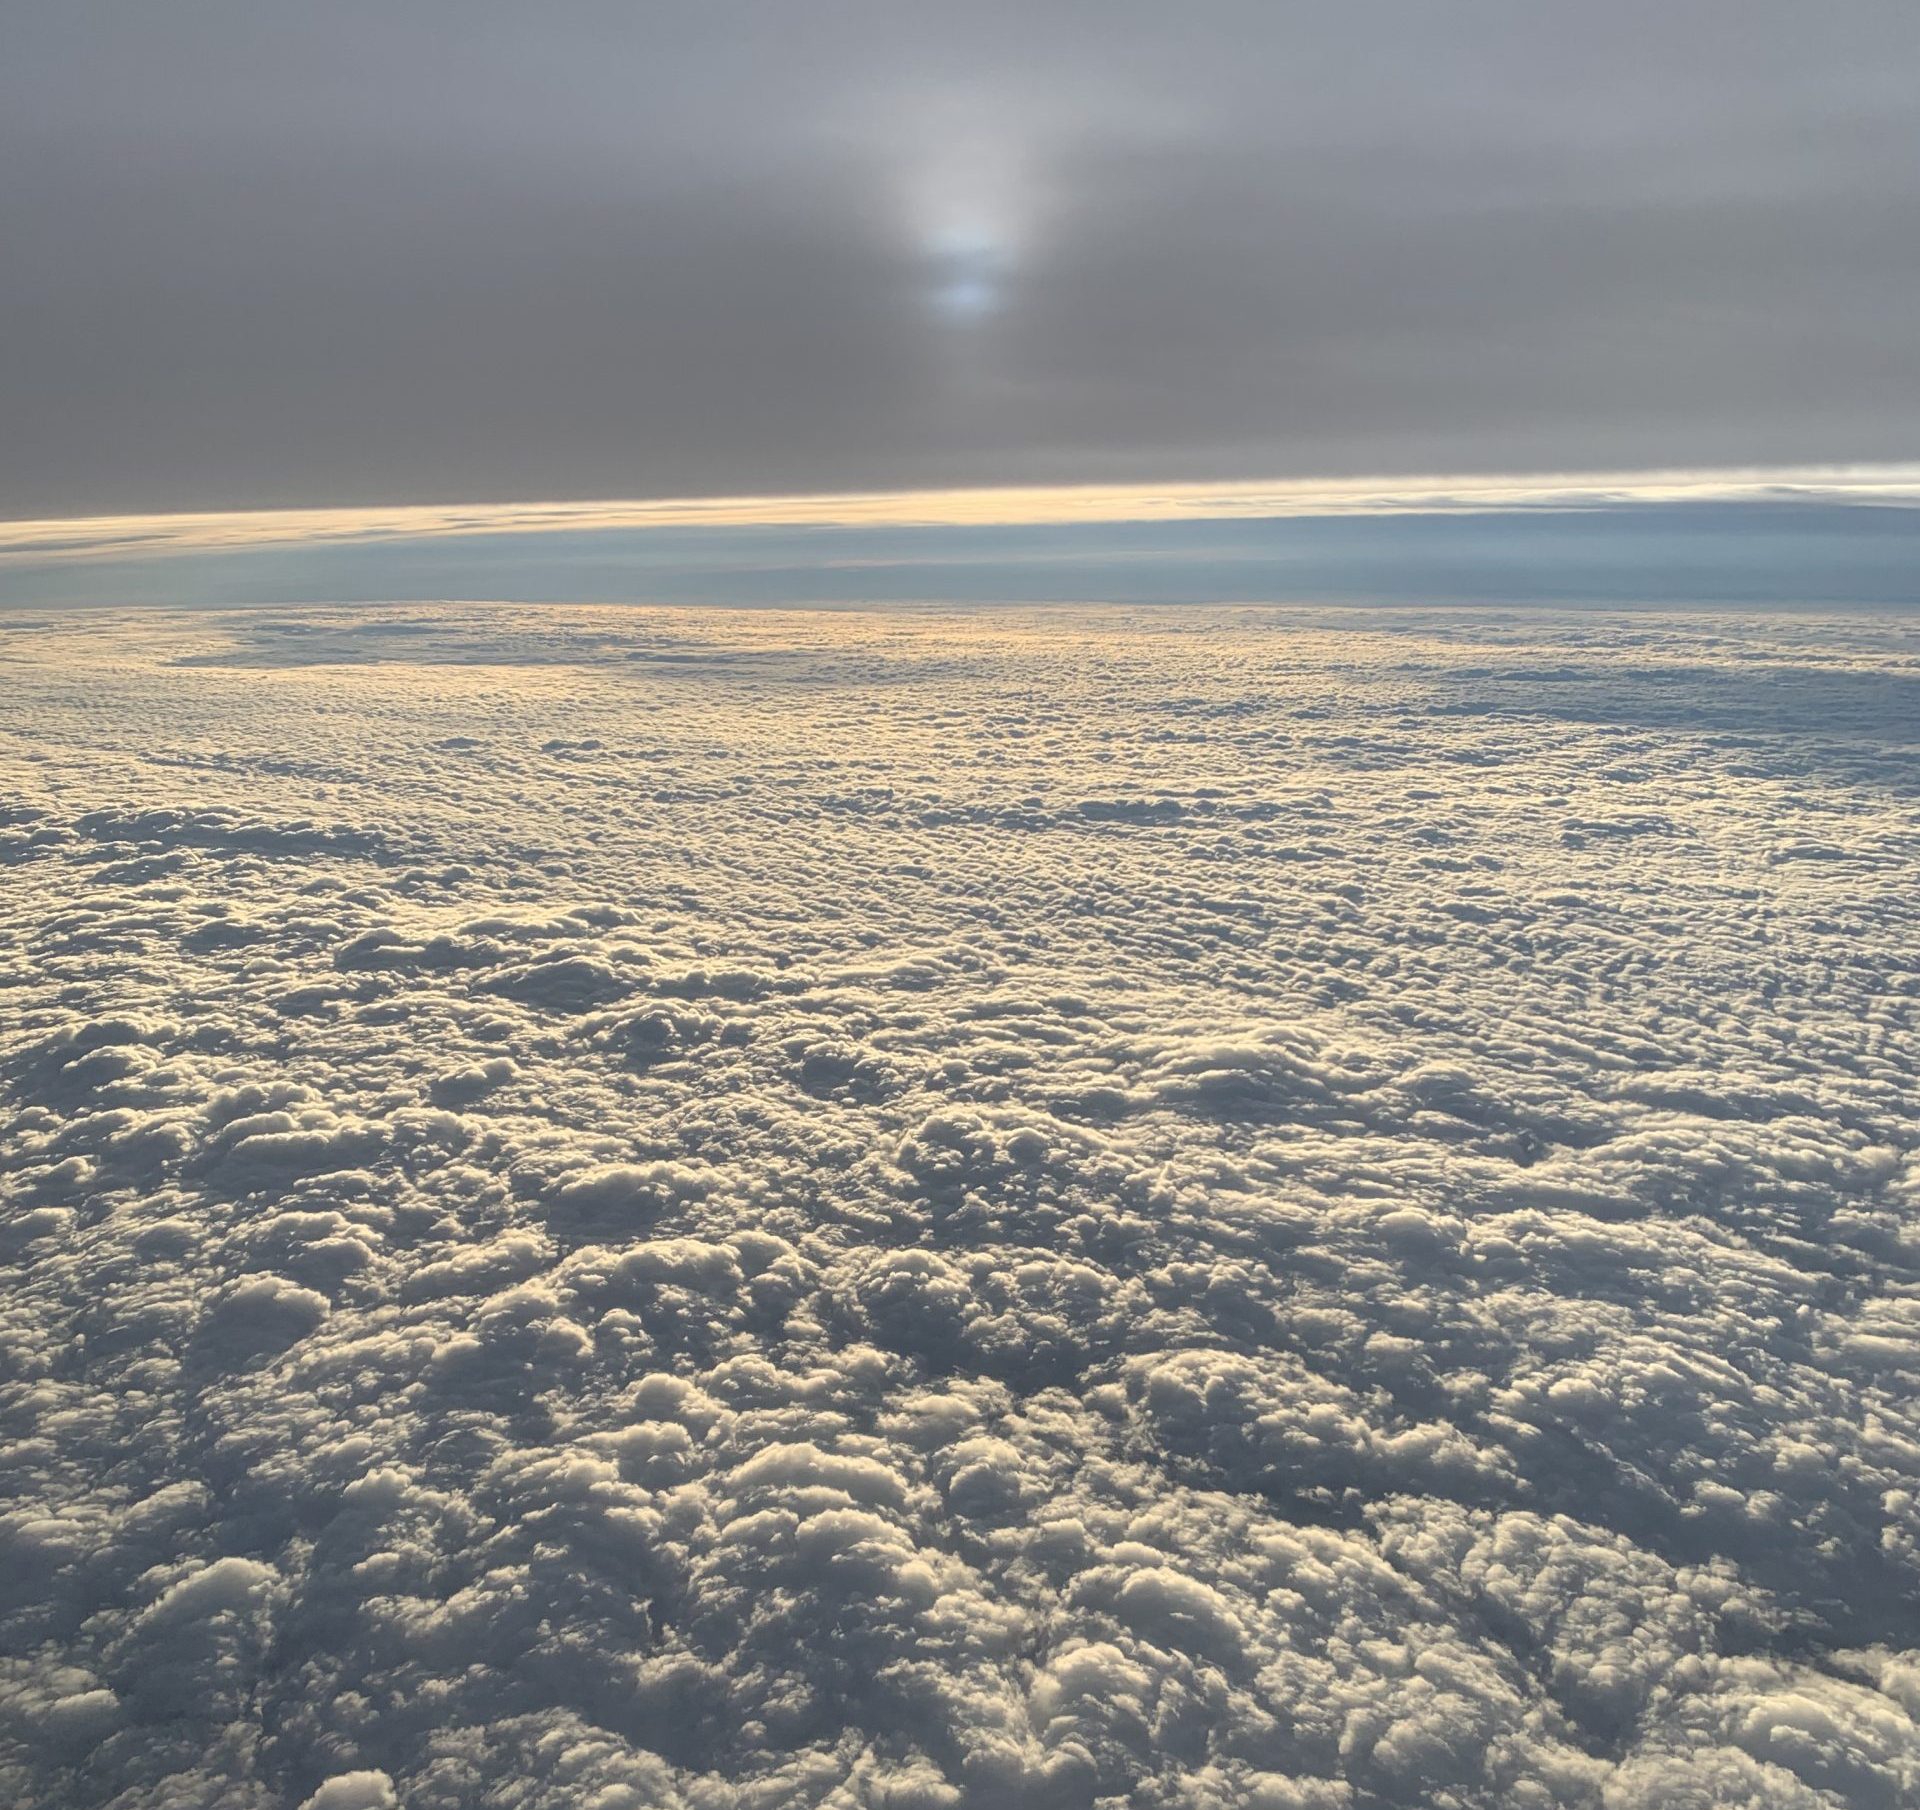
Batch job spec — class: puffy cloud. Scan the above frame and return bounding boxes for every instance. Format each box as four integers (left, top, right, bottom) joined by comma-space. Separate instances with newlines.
297, 1771, 397, 1810
2, 601, 1919, 1807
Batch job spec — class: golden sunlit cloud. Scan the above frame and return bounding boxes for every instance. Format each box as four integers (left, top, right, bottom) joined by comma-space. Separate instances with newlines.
4, 463, 1918, 567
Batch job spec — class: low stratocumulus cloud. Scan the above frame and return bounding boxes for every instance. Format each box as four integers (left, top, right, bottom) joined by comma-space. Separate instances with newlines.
3, 603, 1919, 1807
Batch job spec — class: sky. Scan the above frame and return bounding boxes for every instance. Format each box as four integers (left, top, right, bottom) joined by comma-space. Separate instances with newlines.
4, 2, 1918, 532
9, 12, 1920, 1803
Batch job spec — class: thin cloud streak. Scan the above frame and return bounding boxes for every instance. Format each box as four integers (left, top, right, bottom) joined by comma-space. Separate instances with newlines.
6, 463, 1920, 569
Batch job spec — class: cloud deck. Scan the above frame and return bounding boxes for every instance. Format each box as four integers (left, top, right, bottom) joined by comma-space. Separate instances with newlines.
2, 604, 1918, 1808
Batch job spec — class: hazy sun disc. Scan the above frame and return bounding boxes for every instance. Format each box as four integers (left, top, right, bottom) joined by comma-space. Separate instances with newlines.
925, 226, 1016, 322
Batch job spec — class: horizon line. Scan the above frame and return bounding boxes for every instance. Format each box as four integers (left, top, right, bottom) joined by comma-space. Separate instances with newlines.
6, 460, 1920, 567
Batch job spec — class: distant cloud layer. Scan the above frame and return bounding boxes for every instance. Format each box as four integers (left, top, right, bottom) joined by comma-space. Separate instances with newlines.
8, 465, 1920, 562
4, 4, 1918, 515
3, 603, 1919, 1806
4, 469, 1920, 612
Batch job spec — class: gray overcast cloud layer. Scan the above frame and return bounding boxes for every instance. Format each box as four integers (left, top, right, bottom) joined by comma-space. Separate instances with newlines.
3, 2, 1918, 518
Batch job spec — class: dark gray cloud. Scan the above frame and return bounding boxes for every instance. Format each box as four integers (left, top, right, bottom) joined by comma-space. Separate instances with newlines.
3, 3, 1917, 516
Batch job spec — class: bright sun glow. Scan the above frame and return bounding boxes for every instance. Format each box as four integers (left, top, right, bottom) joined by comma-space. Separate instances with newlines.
925, 225, 1015, 323
892, 86, 1041, 328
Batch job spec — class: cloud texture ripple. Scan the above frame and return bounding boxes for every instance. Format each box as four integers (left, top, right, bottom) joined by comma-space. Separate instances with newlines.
2, 603, 1919, 1808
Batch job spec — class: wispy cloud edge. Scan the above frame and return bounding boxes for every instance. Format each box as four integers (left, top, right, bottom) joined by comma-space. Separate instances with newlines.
6, 463, 1919, 567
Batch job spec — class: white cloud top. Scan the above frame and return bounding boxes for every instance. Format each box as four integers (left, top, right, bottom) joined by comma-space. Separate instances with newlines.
1, 602, 1917, 1807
